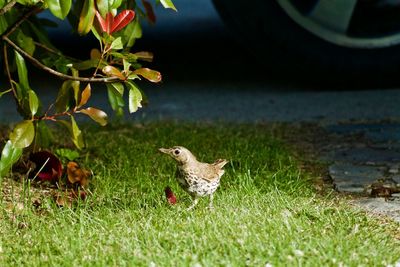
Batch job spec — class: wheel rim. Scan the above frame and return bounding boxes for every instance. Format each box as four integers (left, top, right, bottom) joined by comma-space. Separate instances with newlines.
277, 0, 400, 48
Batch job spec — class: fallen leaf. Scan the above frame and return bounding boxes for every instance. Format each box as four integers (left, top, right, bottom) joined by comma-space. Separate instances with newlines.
29, 151, 63, 182
164, 186, 177, 205
66, 161, 91, 188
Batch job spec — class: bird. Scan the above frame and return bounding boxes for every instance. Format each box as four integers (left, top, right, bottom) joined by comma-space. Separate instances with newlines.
159, 146, 228, 210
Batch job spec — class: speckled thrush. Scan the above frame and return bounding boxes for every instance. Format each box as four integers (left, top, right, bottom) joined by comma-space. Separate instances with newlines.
159, 146, 228, 210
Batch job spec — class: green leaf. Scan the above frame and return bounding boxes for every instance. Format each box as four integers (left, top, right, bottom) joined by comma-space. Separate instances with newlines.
70, 116, 85, 149
72, 59, 102, 71
0, 141, 23, 179
71, 69, 80, 106
16, 30, 36, 56
96, 0, 109, 17
0, 15, 8, 35
54, 56, 73, 74
13, 82, 31, 118
55, 81, 74, 113
9, 120, 35, 149
91, 27, 102, 43
28, 21, 56, 49
110, 37, 123, 50
123, 18, 142, 48
45, 0, 72, 19
127, 81, 142, 113
127, 73, 140, 80
109, 82, 124, 95
106, 83, 124, 116
14, 51, 30, 91
160, 0, 177, 11
16, 0, 40, 4
55, 148, 80, 161
28, 90, 39, 116
35, 121, 53, 148
123, 58, 131, 73
96, 0, 122, 17
80, 107, 108, 126
78, 0, 95, 35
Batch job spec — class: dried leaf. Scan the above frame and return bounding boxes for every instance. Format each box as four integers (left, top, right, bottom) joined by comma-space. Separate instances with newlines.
90, 48, 101, 59
66, 161, 91, 188
133, 68, 161, 83
79, 107, 108, 126
78, 83, 91, 107
102, 65, 126, 80
134, 51, 153, 62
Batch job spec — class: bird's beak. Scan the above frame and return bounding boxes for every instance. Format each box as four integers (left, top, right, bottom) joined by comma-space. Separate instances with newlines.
159, 148, 170, 154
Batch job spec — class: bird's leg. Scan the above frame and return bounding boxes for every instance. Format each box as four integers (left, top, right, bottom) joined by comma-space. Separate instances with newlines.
187, 196, 199, 211
208, 194, 214, 209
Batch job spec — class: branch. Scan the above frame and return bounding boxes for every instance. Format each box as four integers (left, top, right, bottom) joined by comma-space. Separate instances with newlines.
2, 6, 41, 38
1, 5, 121, 83
0, 0, 17, 16
3, 37, 122, 83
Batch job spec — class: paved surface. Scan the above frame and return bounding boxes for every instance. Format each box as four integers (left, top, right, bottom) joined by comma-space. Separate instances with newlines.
1, 0, 400, 222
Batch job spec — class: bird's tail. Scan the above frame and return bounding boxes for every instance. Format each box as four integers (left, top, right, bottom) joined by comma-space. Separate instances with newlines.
213, 159, 229, 169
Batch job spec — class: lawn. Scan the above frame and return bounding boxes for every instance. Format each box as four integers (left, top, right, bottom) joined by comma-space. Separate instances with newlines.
1, 123, 399, 266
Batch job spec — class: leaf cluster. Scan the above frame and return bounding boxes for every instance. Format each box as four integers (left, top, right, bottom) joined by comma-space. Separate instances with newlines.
0, 0, 176, 181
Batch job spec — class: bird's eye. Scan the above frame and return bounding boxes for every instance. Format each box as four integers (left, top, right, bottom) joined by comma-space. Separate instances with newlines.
174, 149, 180, 155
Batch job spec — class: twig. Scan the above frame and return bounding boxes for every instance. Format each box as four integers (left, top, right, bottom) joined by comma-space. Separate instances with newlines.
0, 0, 17, 16
2, 6, 41, 38
3, 36, 121, 83
33, 41, 78, 62
3, 44, 17, 98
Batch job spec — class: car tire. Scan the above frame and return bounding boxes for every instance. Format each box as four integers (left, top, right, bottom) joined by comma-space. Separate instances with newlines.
212, 0, 400, 85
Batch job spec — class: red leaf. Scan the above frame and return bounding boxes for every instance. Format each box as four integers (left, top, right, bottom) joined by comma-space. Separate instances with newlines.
111, 10, 135, 34
164, 186, 177, 205
105, 12, 114, 34
142, 0, 156, 24
95, 11, 108, 33
29, 151, 63, 182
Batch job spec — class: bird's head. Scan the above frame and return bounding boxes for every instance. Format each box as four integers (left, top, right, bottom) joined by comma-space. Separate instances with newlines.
159, 146, 195, 164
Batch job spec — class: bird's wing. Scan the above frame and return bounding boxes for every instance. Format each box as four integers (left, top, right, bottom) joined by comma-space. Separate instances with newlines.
196, 162, 225, 182
213, 159, 228, 169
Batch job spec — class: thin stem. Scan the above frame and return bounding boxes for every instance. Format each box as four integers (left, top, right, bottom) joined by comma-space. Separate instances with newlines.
35, 110, 72, 121
3, 44, 17, 98
3, 36, 121, 83
92, 49, 107, 78
33, 41, 78, 62
0, 0, 17, 16
2, 6, 41, 38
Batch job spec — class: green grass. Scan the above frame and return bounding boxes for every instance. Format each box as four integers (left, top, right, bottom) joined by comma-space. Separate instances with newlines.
1, 123, 399, 266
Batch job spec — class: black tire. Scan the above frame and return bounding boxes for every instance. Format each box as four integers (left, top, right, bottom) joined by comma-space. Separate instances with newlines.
212, 0, 400, 85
